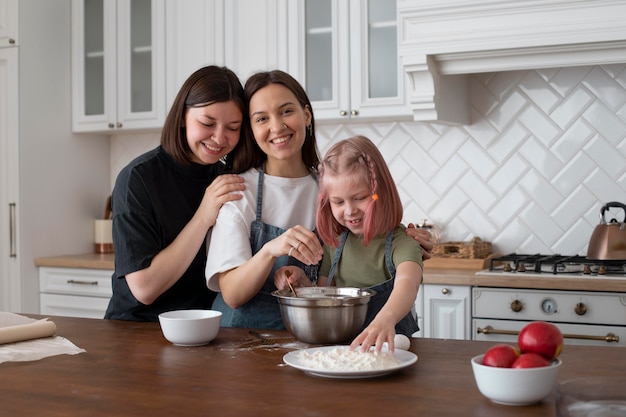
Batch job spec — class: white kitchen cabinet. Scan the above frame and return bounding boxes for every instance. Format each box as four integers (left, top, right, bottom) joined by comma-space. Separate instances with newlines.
39, 267, 112, 319
0, 0, 17, 47
40, 294, 111, 319
166, 0, 298, 101
0, 46, 19, 312
164, 0, 225, 105
223, 0, 294, 80
296, 0, 412, 122
412, 284, 424, 337
422, 284, 471, 340
71, 0, 166, 133
0, 1, 110, 314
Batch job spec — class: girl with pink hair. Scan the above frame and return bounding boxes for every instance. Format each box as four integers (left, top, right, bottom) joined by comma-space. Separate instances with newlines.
278, 135, 423, 352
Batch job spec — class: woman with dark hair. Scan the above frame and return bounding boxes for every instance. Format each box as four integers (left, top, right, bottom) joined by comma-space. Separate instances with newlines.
105, 66, 247, 321
205, 70, 433, 330
205, 70, 322, 329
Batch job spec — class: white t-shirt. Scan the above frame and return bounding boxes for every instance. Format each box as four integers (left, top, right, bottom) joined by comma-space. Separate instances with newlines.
205, 168, 318, 291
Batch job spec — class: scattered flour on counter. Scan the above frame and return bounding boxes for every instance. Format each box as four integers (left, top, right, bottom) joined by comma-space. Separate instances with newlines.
298, 347, 401, 371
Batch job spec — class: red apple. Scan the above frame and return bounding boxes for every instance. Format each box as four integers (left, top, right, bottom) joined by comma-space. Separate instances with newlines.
517, 321, 563, 360
511, 352, 551, 368
482, 344, 520, 368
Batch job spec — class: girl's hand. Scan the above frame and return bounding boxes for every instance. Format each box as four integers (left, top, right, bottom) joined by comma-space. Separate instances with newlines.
199, 174, 245, 228
264, 225, 323, 265
274, 266, 311, 291
349, 313, 397, 353
406, 224, 434, 260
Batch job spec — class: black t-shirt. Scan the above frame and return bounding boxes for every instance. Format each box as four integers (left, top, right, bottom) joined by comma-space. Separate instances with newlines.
104, 146, 223, 321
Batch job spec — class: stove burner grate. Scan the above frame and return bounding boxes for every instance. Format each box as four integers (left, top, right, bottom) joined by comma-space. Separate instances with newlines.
489, 253, 626, 275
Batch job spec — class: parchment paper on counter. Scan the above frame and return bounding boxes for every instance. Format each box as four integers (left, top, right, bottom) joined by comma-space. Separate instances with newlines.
0, 311, 85, 364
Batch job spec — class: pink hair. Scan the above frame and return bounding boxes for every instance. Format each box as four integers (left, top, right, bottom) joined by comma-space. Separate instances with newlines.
316, 136, 403, 247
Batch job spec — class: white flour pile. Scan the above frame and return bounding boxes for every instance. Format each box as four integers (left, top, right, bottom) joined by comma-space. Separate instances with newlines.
298, 347, 401, 371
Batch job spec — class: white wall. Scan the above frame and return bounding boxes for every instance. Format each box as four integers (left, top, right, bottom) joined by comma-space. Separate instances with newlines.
19, 0, 110, 312
111, 65, 626, 256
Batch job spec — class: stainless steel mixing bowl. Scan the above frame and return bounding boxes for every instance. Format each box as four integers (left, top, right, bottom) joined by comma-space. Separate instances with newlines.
272, 287, 376, 344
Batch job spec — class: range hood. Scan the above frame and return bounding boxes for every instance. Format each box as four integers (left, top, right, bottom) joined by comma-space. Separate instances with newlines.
398, 0, 626, 124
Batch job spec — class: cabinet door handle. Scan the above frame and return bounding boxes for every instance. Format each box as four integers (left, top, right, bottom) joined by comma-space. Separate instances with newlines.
477, 326, 620, 343
9, 203, 16, 257
67, 280, 99, 286
441, 287, 449, 295
350, 110, 359, 116
339, 110, 348, 116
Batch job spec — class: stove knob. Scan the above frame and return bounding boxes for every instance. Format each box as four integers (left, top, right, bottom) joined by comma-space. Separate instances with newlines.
583, 265, 592, 274
598, 265, 607, 275
503, 263, 512, 272
517, 263, 526, 272
510, 299, 523, 312
574, 302, 587, 316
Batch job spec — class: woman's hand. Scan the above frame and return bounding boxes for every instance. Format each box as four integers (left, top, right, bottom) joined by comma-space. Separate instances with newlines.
198, 174, 245, 228
274, 266, 312, 291
406, 224, 434, 260
264, 225, 323, 265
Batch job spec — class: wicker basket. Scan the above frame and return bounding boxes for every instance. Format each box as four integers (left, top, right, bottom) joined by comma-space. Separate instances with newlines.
432, 237, 492, 259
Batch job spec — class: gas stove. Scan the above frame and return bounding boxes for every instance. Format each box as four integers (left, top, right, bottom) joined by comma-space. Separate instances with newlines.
472, 253, 626, 347
484, 253, 626, 277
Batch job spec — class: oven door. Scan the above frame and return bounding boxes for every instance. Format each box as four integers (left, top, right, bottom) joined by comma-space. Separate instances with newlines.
473, 319, 626, 347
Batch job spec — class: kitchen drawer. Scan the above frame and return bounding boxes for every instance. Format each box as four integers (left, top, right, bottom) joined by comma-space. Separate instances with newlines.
39, 267, 112, 298
40, 293, 109, 319
473, 318, 626, 347
473, 287, 626, 326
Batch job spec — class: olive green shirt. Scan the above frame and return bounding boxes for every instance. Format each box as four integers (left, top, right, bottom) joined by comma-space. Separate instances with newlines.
319, 225, 424, 287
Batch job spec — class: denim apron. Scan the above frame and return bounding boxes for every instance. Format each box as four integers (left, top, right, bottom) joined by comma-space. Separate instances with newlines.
213, 165, 318, 329
326, 230, 418, 337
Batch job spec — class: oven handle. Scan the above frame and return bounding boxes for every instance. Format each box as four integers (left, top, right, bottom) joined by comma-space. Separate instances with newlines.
476, 325, 620, 343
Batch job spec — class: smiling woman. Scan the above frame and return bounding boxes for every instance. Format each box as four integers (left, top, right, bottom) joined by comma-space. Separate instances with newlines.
184, 102, 243, 165
104, 65, 247, 322
205, 70, 323, 330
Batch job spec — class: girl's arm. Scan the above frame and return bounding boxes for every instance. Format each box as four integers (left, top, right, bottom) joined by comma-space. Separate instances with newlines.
125, 175, 244, 305
350, 260, 423, 353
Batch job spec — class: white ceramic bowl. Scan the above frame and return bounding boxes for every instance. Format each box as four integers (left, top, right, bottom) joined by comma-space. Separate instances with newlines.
471, 354, 562, 406
158, 309, 222, 346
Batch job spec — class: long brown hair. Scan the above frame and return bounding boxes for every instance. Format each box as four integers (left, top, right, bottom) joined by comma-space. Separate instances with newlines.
160, 65, 248, 169
316, 136, 403, 247
232, 70, 320, 174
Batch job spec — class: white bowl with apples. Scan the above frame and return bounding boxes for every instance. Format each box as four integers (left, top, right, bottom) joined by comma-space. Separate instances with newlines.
471, 321, 563, 406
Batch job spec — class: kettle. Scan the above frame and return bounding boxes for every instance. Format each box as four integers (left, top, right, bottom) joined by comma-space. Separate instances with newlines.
586, 201, 626, 260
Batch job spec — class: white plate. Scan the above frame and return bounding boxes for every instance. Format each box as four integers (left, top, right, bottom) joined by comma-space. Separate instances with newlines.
283, 345, 418, 379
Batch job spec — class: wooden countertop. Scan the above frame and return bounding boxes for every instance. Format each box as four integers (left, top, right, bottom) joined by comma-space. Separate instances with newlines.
34, 253, 115, 270
424, 267, 626, 292
33, 255, 626, 292
2, 315, 624, 416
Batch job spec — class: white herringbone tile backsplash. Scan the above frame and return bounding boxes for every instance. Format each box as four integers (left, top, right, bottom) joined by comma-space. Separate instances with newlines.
111, 65, 626, 256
